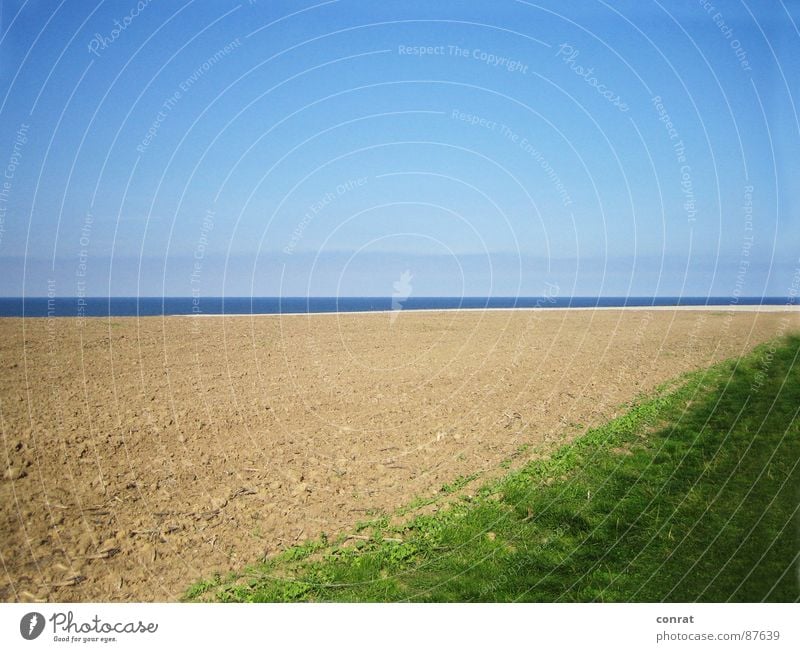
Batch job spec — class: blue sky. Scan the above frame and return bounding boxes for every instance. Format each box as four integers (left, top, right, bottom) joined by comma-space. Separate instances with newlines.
0, 0, 797, 297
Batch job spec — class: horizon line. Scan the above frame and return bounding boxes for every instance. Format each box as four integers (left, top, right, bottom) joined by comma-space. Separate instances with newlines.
2, 295, 795, 301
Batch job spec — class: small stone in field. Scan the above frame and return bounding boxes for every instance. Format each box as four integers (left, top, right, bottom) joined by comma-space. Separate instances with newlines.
3, 466, 27, 480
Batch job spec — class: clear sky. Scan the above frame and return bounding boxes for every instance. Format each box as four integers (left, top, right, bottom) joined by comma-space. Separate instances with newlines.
0, 0, 797, 298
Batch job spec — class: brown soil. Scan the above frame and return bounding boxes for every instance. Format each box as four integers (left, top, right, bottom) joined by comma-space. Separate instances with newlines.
1, 308, 797, 601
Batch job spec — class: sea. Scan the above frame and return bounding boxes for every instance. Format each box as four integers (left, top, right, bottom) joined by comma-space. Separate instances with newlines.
0, 296, 791, 317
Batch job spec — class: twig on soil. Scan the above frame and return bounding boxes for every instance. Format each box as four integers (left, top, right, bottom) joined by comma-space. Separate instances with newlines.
230, 487, 257, 500
191, 510, 220, 521
345, 534, 403, 543
45, 575, 86, 588
84, 547, 121, 560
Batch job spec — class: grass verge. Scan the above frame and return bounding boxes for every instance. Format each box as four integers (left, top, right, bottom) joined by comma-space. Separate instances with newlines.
186, 334, 800, 602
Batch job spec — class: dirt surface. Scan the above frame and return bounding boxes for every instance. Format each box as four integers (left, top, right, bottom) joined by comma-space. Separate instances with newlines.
1, 308, 798, 602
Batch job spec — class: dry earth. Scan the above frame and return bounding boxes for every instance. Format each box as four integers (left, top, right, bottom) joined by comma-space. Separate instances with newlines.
1, 308, 798, 601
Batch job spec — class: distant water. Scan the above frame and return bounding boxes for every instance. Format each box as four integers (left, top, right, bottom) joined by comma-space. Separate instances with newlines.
0, 296, 791, 317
